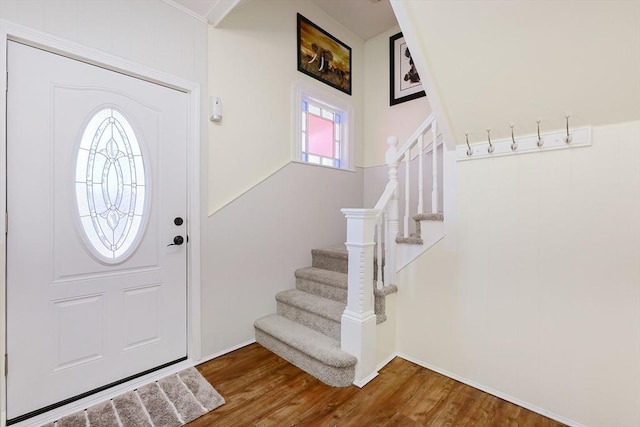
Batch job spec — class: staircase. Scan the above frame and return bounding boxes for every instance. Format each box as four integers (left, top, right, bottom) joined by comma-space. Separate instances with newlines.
254, 246, 397, 387
255, 114, 449, 387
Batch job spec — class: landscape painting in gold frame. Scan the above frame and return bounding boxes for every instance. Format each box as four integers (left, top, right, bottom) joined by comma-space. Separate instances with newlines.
297, 13, 352, 95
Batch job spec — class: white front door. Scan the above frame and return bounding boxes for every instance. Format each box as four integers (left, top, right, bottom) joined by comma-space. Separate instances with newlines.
6, 41, 188, 421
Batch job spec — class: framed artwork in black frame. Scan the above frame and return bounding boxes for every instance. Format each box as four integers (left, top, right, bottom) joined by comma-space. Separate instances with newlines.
390, 31, 426, 105
297, 13, 352, 95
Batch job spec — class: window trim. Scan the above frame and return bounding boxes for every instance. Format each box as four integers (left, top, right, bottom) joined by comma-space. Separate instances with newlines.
292, 80, 355, 172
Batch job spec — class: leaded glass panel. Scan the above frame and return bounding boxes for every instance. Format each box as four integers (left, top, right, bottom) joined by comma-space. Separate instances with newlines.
75, 108, 147, 262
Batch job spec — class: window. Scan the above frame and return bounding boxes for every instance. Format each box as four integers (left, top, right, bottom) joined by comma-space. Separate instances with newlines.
75, 108, 147, 263
294, 82, 352, 170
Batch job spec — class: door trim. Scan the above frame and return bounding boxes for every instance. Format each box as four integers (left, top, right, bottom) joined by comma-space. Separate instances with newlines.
0, 20, 203, 426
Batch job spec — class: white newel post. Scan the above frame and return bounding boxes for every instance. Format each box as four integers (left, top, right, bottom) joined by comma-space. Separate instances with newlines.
341, 208, 379, 387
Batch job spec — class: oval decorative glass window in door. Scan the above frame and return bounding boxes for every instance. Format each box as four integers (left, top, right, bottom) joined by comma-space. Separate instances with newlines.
75, 108, 147, 262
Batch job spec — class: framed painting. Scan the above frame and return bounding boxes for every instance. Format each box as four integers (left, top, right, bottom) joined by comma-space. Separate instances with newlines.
389, 31, 426, 105
297, 13, 352, 95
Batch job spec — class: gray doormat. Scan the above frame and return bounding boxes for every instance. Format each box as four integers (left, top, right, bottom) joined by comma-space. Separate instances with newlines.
42, 367, 224, 427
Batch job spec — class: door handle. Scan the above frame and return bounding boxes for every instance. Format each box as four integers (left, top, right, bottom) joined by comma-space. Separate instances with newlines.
167, 236, 184, 246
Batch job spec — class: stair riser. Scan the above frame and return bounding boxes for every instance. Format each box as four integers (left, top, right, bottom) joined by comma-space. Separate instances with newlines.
312, 254, 347, 274
296, 277, 347, 303
312, 255, 382, 280
277, 302, 341, 341
375, 294, 387, 324
255, 330, 354, 387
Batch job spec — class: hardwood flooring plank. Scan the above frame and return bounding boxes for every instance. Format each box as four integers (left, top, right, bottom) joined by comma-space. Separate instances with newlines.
296, 357, 421, 426
187, 344, 566, 427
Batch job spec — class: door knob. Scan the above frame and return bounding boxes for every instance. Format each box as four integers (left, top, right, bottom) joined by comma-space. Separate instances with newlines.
167, 236, 184, 246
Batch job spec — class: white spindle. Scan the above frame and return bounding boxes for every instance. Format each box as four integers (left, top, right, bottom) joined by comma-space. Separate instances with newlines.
403, 153, 410, 237
417, 133, 424, 214
376, 215, 383, 289
383, 213, 390, 287
431, 121, 439, 213
385, 136, 399, 287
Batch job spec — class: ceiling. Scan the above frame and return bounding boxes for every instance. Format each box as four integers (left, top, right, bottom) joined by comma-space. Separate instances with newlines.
173, 0, 398, 40
309, 0, 397, 40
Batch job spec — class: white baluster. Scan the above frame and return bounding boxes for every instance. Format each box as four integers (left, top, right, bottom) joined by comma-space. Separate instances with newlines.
385, 136, 398, 286
404, 153, 410, 237
376, 214, 383, 290
431, 121, 439, 214
417, 133, 424, 215
383, 213, 390, 287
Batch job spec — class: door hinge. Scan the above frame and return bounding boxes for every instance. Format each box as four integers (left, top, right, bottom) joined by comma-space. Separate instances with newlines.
4, 354, 7, 376
5, 212, 7, 235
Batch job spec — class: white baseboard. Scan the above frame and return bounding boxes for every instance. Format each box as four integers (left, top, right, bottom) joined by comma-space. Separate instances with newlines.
197, 339, 256, 365
353, 371, 378, 388
376, 352, 398, 372
395, 353, 585, 427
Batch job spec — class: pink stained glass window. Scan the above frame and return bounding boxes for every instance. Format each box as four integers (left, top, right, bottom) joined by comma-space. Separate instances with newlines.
308, 114, 334, 157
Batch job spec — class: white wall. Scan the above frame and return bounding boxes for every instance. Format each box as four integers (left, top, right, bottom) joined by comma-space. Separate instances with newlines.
202, 0, 367, 357
363, 25, 431, 168
396, 121, 640, 426
207, 0, 365, 214
393, 0, 640, 145
203, 163, 363, 356
389, 1, 640, 424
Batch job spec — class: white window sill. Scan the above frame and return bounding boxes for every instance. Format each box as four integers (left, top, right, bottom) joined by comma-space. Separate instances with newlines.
290, 159, 357, 173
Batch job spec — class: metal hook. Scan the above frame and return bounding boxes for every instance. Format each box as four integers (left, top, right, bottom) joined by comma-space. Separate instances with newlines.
510, 125, 518, 151
465, 133, 472, 156
486, 129, 494, 154
536, 120, 544, 148
564, 115, 572, 144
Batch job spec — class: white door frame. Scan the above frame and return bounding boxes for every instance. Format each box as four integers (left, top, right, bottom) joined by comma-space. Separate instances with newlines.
0, 20, 202, 426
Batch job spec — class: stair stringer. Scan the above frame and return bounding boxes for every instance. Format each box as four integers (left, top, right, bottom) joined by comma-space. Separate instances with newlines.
396, 217, 445, 271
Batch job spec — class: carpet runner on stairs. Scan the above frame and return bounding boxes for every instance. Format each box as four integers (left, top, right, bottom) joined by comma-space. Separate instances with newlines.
254, 245, 397, 387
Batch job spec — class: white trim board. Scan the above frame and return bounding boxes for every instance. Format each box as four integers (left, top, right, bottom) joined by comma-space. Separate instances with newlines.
394, 353, 585, 427
161, 0, 209, 24
457, 126, 591, 160
197, 339, 257, 365
0, 19, 203, 426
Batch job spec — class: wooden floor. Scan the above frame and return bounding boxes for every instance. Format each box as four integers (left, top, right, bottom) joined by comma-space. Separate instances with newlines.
188, 344, 562, 427
188, 343, 564, 427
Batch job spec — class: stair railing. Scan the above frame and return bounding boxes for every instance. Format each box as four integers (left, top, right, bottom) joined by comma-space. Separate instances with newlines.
341, 113, 441, 386
372, 113, 440, 289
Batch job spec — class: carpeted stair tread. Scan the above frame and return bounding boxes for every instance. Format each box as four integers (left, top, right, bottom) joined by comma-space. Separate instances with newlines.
413, 212, 444, 221
295, 267, 348, 289
254, 314, 357, 368
276, 289, 345, 322
396, 236, 423, 245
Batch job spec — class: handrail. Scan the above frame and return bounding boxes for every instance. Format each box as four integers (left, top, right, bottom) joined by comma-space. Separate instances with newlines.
373, 182, 396, 211
366, 113, 442, 289
341, 112, 445, 387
